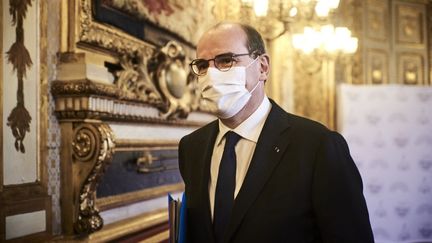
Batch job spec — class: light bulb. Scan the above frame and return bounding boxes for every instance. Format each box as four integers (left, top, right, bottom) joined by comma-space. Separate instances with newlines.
289, 7, 298, 17
315, 2, 330, 17
253, 0, 269, 17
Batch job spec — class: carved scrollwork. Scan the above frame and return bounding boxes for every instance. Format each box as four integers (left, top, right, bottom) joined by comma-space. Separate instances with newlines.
114, 41, 207, 119
72, 125, 97, 162
115, 48, 163, 103
149, 41, 202, 119
51, 79, 119, 98
72, 123, 115, 234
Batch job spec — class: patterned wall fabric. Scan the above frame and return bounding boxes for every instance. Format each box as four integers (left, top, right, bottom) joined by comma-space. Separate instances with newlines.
339, 84, 432, 243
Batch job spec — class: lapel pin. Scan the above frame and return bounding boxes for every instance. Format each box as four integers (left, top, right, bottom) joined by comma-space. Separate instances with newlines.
274, 147, 280, 153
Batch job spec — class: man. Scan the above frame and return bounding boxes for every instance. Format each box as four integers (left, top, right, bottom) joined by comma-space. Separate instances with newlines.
178, 22, 374, 243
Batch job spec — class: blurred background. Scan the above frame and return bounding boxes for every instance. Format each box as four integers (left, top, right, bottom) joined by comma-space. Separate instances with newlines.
1, 0, 431, 242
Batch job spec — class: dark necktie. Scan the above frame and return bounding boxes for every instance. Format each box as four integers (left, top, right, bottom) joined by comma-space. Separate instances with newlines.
213, 131, 241, 243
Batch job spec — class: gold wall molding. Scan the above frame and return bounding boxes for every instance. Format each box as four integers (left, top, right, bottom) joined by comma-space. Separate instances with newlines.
87, 209, 168, 243
77, 0, 151, 55
52, 79, 118, 98
52, 80, 207, 126
97, 183, 183, 211
114, 139, 179, 152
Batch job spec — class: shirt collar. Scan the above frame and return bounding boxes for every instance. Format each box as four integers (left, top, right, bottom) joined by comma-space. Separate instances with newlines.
216, 96, 272, 146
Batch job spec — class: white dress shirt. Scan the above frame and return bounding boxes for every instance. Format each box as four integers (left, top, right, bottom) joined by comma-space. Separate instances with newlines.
209, 96, 272, 218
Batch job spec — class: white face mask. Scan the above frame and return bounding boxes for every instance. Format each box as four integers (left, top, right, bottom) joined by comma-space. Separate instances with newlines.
200, 57, 260, 119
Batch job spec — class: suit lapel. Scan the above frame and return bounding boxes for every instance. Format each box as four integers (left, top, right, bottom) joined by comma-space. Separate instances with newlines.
196, 121, 219, 243
224, 102, 292, 242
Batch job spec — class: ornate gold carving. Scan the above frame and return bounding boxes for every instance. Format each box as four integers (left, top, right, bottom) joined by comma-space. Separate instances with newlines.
78, 0, 152, 55
52, 79, 118, 98
108, 41, 208, 120
72, 126, 96, 162
367, 49, 388, 84
6, 0, 33, 153
116, 49, 163, 103
148, 41, 202, 119
398, 54, 424, 85
72, 123, 115, 234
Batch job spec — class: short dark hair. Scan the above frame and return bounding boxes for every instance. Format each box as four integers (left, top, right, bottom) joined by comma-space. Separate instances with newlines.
238, 23, 266, 58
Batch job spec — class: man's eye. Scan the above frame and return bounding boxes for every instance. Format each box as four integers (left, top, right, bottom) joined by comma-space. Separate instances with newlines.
196, 61, 209, 70
216, 56, 233, 66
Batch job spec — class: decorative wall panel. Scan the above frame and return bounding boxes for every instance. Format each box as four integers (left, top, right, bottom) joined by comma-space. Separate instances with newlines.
1, 0, 51, 241
395, 4, 424, 45
359, 0, 430, 85
397, 53, 424, 85
6, 210, 46, 240
392, 1, 428, 85
339, 84, 432, 243
366, 0, 389, 41
2, 0, 38, 185
367, 49, 389, 84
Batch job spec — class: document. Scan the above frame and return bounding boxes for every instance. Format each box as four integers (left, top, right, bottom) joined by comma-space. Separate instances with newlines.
168, 192, 186, 243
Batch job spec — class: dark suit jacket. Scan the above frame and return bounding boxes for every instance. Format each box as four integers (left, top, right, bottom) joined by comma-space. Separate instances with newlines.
178, 100, 374, 243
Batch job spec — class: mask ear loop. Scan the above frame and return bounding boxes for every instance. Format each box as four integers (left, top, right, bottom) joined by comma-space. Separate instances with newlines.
248, 77, 262, 94
245, 54, 262, 94
245, 55, 260, 69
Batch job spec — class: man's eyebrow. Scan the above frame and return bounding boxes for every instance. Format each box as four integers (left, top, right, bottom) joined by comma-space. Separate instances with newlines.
215, 52, 235, 57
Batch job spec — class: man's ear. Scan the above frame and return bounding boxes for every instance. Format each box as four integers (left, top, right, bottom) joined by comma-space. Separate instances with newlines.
259, 54, 270, 82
